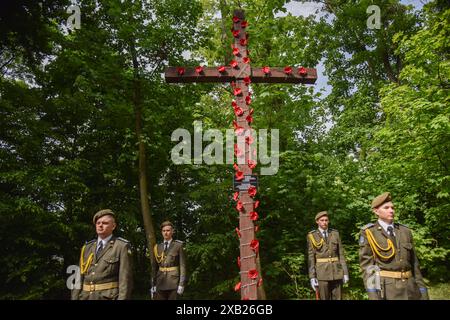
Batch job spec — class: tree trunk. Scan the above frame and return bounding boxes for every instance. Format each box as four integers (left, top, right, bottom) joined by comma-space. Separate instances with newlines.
130, 42, 157, 260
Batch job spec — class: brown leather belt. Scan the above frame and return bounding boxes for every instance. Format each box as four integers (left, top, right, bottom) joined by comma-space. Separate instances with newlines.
379, 270, 412, 279
316, 257, 339, 263
82, 281, 118, 292
159, 266, 179, 272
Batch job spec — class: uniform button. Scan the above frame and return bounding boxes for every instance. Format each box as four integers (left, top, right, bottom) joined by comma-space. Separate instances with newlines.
92, 272, 95, 275
89, 292, 93, 294
95, 264, 98, 266
90, 281, 93, 284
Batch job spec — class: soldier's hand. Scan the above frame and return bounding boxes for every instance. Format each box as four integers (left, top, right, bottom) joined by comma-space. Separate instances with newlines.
310, 278, 318, 290
177, 285, 184, 295
150, 286, 156, 298
343, 275, 349, 284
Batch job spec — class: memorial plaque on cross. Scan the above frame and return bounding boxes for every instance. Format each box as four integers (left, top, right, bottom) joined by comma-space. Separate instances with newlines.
165, 9, 317, 300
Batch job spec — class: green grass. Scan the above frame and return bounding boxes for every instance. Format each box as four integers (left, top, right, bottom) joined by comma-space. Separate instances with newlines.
429, 283, 450, 300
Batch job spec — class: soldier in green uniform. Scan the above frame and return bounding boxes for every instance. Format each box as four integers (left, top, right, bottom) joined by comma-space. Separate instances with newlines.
307, 211, 349, 300
359, 192, 429, 300
151, 221, 186, 300
71, 209, 133, 300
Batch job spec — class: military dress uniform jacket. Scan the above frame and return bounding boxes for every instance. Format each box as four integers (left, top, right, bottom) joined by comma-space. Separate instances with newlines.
151, 240, 186, 291
72, 236, 133, 300
359, 222, 428, 300
307, 229, 348, 281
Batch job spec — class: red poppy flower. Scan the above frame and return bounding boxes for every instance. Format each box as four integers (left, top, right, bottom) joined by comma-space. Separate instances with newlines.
262, 66, 270, 74
241, 20, 248, 28
233, 88, 242, 96
255, 225, 259, 233
230, 60, 238, 68
250, 211, 259, 221
232, 100, 238, 108
248, 159, 256, 169
298, 66, 307, 76
237, 256, 241, 268
248, 269, 258, 279
242, 297, 249, 300
240, 38, 248, 46
284, 66, 292, 74
232, 30, 240, 38
234, 106, 244, 116
245, 95, 251, 105
248, 185, 257, 197
233, 191, 239, 201
232, 16, 240, 23
253, 200, 260, 209
246, 114, 253, 123
218, 66, 226, 73
236, 200, 244, 211
234, 281, 241, 292
233, 163, 239, 171
246, 135, 254, 145
257, 278, 263, 287
177, 67, 185, 75
232, 120, 244, 135
232, 47, 240, 56
195, 66, 203, 74
235, 170, 244, 181
234, 145, 242, 157
248, 108, 254, 115
235, 227, 241, 238
243, 76, 251, 85
243, 57, 250, 64
250, 239, 259, 253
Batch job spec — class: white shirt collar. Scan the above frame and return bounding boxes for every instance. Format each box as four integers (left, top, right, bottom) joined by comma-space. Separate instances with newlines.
318, 227, 328, 235
97, 234, 113, 247
163, 239, 172, 246
377, 219, 394, 234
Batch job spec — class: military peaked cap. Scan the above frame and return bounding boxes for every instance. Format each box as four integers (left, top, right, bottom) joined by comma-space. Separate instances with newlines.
315, 211, 328, 221
93, 209, 116, 224
371, 192, 392, 209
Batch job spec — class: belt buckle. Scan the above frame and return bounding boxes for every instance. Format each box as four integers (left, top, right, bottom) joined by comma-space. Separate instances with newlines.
401, 271, 407, 281
90, 284, 95, 292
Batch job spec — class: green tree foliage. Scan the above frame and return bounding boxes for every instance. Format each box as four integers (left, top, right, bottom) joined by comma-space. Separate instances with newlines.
0, 0, 448, 299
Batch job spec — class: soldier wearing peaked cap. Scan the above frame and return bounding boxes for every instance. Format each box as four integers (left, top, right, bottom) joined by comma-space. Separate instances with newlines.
151, 221, 186, 300
359, 192, 429, 300
71, 209, 133, 300
307, 211, 349, 300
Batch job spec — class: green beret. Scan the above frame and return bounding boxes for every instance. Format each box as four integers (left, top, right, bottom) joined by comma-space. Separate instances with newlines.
93, 209, 116, 224
315, 211, 328, 221
371, 192, 392, 209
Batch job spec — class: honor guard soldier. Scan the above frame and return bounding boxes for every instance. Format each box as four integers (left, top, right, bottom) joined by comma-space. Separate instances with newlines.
307, 211, 349, 300
151, 221, 186, 300
71, 209, 133, 300
359, 192, 429, 300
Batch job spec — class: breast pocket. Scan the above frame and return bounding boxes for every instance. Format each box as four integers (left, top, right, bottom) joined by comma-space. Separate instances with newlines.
104, 257, 119, 273
401, 243, 413, 261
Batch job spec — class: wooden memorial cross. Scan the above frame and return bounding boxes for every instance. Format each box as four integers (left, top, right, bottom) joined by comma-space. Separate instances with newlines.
165, 9, 317, 300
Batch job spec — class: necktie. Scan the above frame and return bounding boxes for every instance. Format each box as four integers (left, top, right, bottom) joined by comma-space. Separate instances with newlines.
387, 226, 397, 247
323, 231, 328, 242
96, 241, 103, 256
164, 241, 169, 253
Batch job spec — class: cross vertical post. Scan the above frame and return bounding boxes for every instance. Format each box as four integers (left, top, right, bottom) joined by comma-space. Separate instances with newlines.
165, 9, 317, 300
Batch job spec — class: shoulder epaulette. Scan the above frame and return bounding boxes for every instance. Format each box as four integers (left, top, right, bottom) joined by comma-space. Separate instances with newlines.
85, 239, 96, 245
308, 229, 317, 234
361, 223, 375, 230
116, 237, 130, 243
174, 239, 184, 244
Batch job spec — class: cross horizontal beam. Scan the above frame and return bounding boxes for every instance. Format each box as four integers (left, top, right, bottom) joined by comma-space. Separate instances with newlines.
165, 66, 317, 84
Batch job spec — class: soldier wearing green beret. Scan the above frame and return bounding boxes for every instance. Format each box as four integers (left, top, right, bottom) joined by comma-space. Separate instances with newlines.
359, 192, 429, 300
71, 209, 133, 300
151, 221, 186, 300
307, 211, 349, 300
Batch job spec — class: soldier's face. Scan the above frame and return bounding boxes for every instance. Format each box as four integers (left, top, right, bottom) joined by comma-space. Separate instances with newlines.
96, 215, 116, 239
162, 226, 173, 241
373, 201, 395, 223
316, 216, 329, 230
